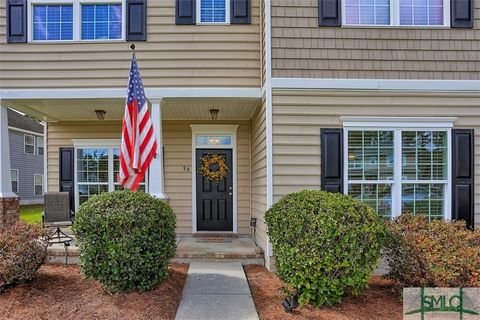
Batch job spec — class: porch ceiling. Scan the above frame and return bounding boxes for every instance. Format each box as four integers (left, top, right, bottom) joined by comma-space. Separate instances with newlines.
3, 97, 260, 122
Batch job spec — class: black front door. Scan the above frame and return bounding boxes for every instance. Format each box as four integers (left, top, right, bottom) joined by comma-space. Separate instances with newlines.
196, 149, 233, 231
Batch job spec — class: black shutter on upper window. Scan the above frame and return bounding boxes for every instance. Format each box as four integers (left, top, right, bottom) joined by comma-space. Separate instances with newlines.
176, 0, 196, 25
319, 0, 341, 27
321, 128, 344, 193
59, 148, 75, 211
452, 129, 475, 229
451, 0, 474, 28
7, 0, 27, 43
231, 0, 251, 24
126, 0, 147, 41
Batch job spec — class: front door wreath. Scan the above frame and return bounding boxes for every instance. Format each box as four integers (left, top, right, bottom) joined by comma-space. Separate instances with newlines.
198, 153, 229, 182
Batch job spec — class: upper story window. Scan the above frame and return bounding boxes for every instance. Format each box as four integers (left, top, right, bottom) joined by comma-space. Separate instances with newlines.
81, 4, 122, 40
344, 0, 449, 27
198, 0, 230, 24
24, 134, 35, 154
37, 137, 44, 156
33, 5, 73, 40
29, 0, 124, 42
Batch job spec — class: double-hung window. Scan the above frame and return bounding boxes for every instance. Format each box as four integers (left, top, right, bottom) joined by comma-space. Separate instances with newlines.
82, 4, 122, 40
344, 0, 450, 26
34, 174, 44, 196
24, 135, 35, 154
37, 137, 44, 156
11, 169, 19, 193
33, 4, 73, 40
30, 1, 124, 42
197, 0, 230, 24
344, 119, 452, 221
75, 143, 147, 208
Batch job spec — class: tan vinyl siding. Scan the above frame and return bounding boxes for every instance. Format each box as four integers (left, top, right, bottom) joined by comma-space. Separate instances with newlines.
250, 97, 268, 252
0, 1, 260, 88
272, 89, 480, 226
47, 120, 252, 235
271, 0, 480, 80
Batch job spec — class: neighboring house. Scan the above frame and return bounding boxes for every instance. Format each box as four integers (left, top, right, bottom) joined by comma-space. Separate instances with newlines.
0, 0, 478, 270
8, 109, 45, 205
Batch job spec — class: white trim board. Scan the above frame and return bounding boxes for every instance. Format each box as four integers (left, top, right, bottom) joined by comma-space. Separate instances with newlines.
0, 88, 262, 100
341, 116, 457, 128
272, 78, 480, 92
190, 124, 238, 234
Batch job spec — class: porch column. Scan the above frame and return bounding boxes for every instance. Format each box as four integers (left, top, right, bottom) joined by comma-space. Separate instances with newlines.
148, 100, 168, 200
0, 102, 20, 228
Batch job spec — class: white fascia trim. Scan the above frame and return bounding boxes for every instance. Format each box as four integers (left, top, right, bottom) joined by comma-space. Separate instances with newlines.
272, 78, 480, 92
8, 126, 44, 137
341, 116, 457, 128
72, 139, 121, 147
0, 88, 262, 100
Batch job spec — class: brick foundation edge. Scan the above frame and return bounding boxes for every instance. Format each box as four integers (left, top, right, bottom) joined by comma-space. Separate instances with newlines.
0, 197, 20, 228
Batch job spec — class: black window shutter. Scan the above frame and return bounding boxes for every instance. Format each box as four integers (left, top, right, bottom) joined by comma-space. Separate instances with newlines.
451, 0, 474, 28
319, 0, 341, 27
126, 0, 147, 41
176, 0, 196, 25
59, 148, 75, 211
452, 129, 475, 229
321, 128, 344, 193
7, 0, 27, 43
231, 0, 251, 24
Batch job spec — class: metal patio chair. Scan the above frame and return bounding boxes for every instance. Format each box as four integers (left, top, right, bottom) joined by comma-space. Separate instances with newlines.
42, 192, 74, 244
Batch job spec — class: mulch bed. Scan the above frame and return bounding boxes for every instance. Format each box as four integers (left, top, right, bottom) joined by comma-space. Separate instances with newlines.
244, 265, 402, 320
0, 263, 189, 320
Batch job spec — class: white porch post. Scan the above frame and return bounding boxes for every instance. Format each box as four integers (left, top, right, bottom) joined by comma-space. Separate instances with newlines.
148, 100, 167, 200
0, 104, 16, 198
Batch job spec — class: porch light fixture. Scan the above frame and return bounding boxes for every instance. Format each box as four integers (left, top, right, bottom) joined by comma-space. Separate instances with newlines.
208, 137, 221, 145
95, 110, 106, 120
209, 108, 219, 120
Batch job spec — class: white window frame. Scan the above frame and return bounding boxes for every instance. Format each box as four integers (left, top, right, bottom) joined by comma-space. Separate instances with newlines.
72, 139, 148, 209
342, 0, 450, 28
37, 136, 44, 155
11, 169, 19, 193
34, 174, 43, 196
196, 0, 230, 25
24, 134, 35, 154
28, 0, 126, 43
341, 117, 455, 220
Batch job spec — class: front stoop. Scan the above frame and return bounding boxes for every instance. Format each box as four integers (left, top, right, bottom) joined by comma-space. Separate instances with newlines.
47, 235, 265, 266
173, 236, 264, 265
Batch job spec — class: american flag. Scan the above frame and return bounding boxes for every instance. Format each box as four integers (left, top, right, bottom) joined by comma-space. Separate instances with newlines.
118, 53, 157, 190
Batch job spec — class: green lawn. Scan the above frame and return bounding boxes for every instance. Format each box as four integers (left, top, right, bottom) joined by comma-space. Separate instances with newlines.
19, 204, 43, 224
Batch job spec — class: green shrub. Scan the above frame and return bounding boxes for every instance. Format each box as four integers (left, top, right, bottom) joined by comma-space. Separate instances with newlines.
265, 190, 386, 308
73, 190, 176, 292
0, 222, 48, 290
384, 213, 480, 289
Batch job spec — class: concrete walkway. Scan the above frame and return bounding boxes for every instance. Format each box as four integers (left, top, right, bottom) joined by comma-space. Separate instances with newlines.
175, 262, 259, 320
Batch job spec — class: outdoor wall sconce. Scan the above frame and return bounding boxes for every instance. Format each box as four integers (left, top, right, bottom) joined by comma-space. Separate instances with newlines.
95, 110, 106, 120
209, 108, 219, 120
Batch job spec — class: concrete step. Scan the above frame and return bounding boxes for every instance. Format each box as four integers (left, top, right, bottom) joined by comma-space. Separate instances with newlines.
47, 235, 265, 266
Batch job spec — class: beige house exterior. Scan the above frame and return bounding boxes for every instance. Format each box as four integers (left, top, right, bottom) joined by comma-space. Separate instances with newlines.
0, 0, 478, 270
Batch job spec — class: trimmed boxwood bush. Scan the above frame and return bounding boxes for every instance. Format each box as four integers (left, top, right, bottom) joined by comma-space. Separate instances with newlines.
73, 190, 176, 292
265, 190, 386, 307
0, 222, 48, 290
384, 213, 480, 289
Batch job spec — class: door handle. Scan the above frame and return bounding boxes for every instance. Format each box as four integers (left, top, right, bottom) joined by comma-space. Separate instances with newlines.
229, 192, 233, 196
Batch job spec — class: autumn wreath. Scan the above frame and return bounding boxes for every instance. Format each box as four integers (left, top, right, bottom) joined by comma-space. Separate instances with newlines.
198, 153, 229, 182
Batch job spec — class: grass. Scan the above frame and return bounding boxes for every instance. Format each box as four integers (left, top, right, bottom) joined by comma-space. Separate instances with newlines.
19, 204, 43, 224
